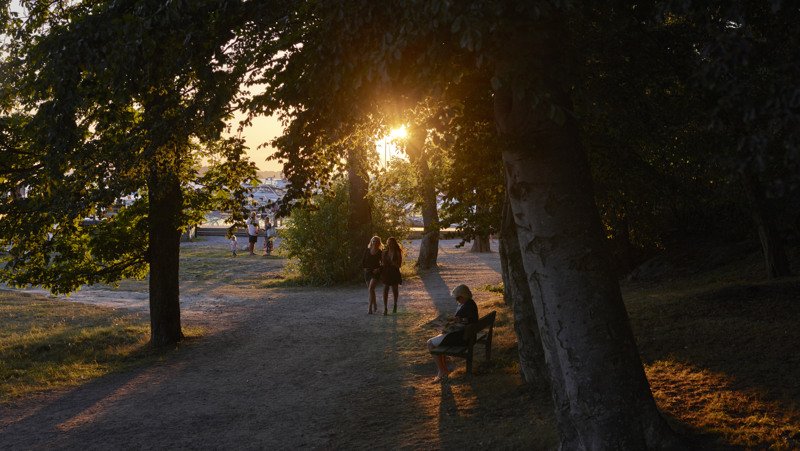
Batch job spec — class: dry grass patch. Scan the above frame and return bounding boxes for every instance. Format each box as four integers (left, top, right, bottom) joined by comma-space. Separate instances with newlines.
626, 273, 800, 449
0, 290, 201, 402
647, 360, 800, 449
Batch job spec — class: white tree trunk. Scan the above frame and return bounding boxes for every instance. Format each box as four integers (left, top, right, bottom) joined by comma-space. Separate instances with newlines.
493, 20, 681, 448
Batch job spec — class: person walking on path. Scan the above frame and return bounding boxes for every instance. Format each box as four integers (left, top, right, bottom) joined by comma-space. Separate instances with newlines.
381, 237, 403, 315
263, 218, 276, 255
362, 236, 383, 314
426, 284, 479, 382
246, 211, 259, 255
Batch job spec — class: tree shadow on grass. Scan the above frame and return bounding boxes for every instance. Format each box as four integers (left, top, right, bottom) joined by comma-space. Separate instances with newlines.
627, 277, 800, 449
433, 363, 557, 450
0, 357, 169, 449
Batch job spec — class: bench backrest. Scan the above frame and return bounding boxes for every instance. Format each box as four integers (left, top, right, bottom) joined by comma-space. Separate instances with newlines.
463, 310, 497, 345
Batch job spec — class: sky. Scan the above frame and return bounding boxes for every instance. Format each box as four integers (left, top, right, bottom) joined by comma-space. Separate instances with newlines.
228, 112, 284, 173
234, 112, 407, 173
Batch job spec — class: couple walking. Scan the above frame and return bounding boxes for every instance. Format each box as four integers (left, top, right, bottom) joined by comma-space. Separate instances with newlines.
244, 211, 276, 256
362, 236, 403, 315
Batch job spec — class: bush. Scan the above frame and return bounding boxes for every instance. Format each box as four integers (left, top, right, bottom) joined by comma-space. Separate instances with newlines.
280, 177, 408, 285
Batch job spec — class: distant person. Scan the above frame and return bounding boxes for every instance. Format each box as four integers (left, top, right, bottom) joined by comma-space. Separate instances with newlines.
381, 237, 403, 315
362, 236, 383, 314
230, 234, 238, 257
263, 218, 276, 256
426, 284, 479, 382
246, 211, 259, 255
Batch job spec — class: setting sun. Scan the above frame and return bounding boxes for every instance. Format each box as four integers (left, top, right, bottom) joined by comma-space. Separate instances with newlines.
375, 125, 409, 167
389, 125, 408, 140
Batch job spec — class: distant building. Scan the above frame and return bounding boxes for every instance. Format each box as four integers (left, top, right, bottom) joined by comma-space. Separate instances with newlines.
263, 177, 288, 189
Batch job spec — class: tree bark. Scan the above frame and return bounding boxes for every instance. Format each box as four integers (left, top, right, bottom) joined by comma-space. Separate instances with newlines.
493, 20, 681, 449
347, 146, 373, 277
499, 194, 549, 387
740, 168, 792, 278
469, 234, 492, 252
147, 144, 183, 348
408, 125, 439, 269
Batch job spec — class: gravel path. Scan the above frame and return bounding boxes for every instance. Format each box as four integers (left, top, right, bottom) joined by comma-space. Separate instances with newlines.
1, 238, 513, 449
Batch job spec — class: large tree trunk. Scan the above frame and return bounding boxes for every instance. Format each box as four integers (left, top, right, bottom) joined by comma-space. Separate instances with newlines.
347, 146, 373, 277
740, 168, 792, 278
493, 20, 681, 449
407, 125, 439, 269
470, 234, 491, 252
499, 194, 549, 387
147, 145, 183, 348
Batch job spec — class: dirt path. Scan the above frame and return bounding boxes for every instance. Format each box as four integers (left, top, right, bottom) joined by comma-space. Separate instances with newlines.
1, 239, 551, 449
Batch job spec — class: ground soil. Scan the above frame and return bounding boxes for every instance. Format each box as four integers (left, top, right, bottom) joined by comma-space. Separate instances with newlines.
0, 238, 556, 449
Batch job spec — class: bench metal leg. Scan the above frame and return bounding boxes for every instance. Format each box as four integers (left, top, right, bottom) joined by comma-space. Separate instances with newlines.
466, 353, 473, 374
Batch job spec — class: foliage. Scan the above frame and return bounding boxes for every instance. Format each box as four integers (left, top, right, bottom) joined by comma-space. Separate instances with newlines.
281, 175, 408, 285
370, 158, 418, 231
369, 165, 413, 245
565, 4, 736, 266
0, 1, 258, 298
280, 179, 353, 285
431, 73, 505, 244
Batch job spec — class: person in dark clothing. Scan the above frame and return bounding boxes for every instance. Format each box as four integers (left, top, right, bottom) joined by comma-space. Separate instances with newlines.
362, 236, 383, 314
426, 284, 479, 382
380, 237, 403, 315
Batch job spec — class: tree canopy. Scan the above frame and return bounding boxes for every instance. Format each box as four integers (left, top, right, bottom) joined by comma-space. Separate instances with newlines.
1, 0, 797, 445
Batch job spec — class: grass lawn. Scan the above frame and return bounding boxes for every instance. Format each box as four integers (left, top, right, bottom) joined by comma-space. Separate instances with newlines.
0, 290, 198, 403
625, 249, 800, 449
467, 248, 800, 449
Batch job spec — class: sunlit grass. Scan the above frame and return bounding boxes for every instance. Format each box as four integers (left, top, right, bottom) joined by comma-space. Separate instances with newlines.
400, 258, 419, 280
0, 290, 202, 402
646, 360, 800, 449
625, 266, 800, 449
480, 282, 504, 294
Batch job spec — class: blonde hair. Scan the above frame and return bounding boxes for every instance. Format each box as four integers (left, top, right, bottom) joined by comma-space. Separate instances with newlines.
451, 284, 472, 300
368, 236, 383, 250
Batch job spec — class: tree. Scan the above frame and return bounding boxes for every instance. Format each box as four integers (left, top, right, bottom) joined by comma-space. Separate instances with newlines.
0, 0, 260, 346
237, 1, 683, 445
346, 139, 375, 277
492, 11, 678, 443
431, 71, 504, 254
406, 124, 440, 269
672, 1, 800, 277
498, 195, 549, 386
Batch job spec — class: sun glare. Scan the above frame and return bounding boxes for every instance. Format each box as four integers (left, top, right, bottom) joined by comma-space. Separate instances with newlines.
389, 125, 408, 140
375, 125, 409, 167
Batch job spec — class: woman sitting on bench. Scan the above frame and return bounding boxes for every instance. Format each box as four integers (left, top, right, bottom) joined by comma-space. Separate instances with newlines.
426, 284, 479, 382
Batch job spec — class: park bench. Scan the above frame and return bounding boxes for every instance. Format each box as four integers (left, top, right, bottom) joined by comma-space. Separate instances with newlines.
429, 310, 496, 374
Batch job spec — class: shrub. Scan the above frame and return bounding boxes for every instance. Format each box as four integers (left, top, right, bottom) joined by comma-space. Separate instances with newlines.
280, 177, 408, 285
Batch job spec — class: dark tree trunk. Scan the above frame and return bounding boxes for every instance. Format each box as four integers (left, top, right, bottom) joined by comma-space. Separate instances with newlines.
499, 194, 549, 386
493, 20, 681, 449
147, 145, 183, 348
408, 125, 439, 269
741, 168, 792, 278
347, 147, 373, 277
469, 234, 492, 252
